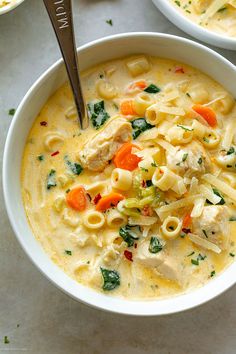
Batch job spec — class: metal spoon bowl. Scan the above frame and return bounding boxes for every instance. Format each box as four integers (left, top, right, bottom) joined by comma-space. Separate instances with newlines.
43, 0, 88, 129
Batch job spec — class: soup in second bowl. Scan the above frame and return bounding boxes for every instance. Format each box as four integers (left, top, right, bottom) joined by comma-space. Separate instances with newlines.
21, 55, 236, 299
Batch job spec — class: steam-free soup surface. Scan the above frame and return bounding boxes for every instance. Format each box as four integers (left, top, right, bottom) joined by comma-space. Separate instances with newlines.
21, 55, 236, 299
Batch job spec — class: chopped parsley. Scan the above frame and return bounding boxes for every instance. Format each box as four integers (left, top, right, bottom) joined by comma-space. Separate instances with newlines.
182, 153, 188, 162
210, 270, 216, 277
140, 167, 148, 172
46, 169, 57, 190
65, 250, 72, 256
202, 229, 208, 238
191, 253, 206, 266
227, 147, 235, 155
65, 156, 83, 175
229, 216, 236, 221
119, 225, 139, 247
4, 336, 9, 344
106, 19, 113, 26
177, 124, 193, 131
151, 162, 158, 167
203, 137, 209, 143
198, 157, 203, 165
87, 101, 110, 129
149, 237, 163, 253
101, 268, 120, 291
8, 108, 16, 116
187, 251, 195, 257
175, 0, 181, 6
144, 84, 161, 94
191, 259, 199, 266
229, 252, 235, 257
131, 118, 154, 139
37, 154, 44, 161
218, 6, 227, 12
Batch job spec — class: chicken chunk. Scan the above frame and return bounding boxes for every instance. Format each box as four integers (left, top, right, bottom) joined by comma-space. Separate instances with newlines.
166, 141, 210, 177
136, 241, 182, 283
192, 206, 230, 250
78, 118, 132, 171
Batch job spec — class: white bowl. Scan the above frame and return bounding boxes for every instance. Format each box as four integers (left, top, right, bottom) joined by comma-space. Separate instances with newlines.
3, 32, 236, 316
0, 0, 24, 15
153, 0, 236, 51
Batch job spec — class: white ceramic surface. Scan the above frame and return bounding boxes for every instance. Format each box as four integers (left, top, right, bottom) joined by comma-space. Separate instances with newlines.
3, 32, 236, 316
153, 0, 236, 51
0, 0, 24, 15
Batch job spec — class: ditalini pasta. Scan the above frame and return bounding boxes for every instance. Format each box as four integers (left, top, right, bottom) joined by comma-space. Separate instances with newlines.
21, 55, 236, 300
171, 0, 236, 38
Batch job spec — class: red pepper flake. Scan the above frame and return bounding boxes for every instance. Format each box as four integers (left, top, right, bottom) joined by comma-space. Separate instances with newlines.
124, 250, 133, 262
182, 228, 191, 234
159, 169, 163, 174
93, 193, 102, 205
40, 121, 48, 126
134, 243, 137, 249
51, 150, 60, 157
175, 66, 185, 74
141, 180, 146, 188
142, 205, 153, 217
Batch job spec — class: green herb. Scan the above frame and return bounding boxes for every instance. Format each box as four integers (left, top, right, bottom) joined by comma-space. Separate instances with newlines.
198, 157, 203, 165
186, 92, 191, 97
182, 153, 188, 162
65, 250, 72, 256
149, 237, 163, 254
87, 101, 110, 129
187, 251, 195, 257
119, 225, 139, 247
66, 189, 70, 194
191, 259, 199, 266
197, 253, 206, 261
37, 154, 44, 161
99, 74, 104, 79
146, 180, 153, 187
17, 324, 20, 328
206, 188, 225, 205
210, 270, 216, 277
203, 137, 209, 143
101, 268, 120, 291
229, 216, 236, 221
151, 162, 158, 167
144, 84, 161, 94
131, 118, 154, 139
175, 0, 181, 6
227, 147, 235, 155
177, 124, 193, 131
180, 233, 186, 238
140, 167, 148, 172
218, 6, 227, 12
8, 108, 16, 116
202, 229, 208, 238
4, 336, 9, 344
229, 252, 235, 257
46, 169, 57, 190
106, 19, 113, 26
65, 156, 83, 175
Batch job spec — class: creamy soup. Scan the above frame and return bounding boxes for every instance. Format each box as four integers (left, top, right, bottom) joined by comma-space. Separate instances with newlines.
21, 55, 236, 300
171, 0, 236, 37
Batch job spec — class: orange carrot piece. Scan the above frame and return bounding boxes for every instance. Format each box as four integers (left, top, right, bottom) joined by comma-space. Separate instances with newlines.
182, 214, 192, 229
192, 104, 217, 127
66, 186, 87, 211
113, 143, 142, 171
129, 80, 147, 90
120, 100, 136, 116
95, 192, 125, 211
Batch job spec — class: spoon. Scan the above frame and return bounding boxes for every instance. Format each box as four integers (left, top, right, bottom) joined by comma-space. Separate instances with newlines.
43, 0, 88, 129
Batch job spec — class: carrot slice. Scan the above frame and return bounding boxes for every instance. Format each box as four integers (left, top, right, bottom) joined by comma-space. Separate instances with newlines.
66, 186, 87, 211
120, 100, 136, 116
95, 192, 125, 211
113, 143, 142, 171
129, 80, 147, 90
192, 104, 217, 127
182, 214, 192, 229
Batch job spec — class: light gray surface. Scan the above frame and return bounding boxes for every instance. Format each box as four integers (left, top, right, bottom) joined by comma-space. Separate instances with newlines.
0, 0, 236, 353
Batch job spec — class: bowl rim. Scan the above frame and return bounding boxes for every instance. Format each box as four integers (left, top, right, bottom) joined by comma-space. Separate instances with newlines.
3, 32, 236, 316
152, 0, 236, 50
0, 0, 24, 15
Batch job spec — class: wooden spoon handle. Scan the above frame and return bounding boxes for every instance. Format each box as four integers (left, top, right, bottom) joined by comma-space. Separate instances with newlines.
43, 0, 88, 129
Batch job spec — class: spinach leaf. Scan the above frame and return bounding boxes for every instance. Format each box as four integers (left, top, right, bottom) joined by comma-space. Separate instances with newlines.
100, 268, 120, 291
131, 118, 154, 139
149, 237, 163, 253
119, 225, 139, 247
144, 84, 161, 94
87, 101, 110, 129
206, 188, 225, 205
65, 156, 83, 175
46, 169, 57, 190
